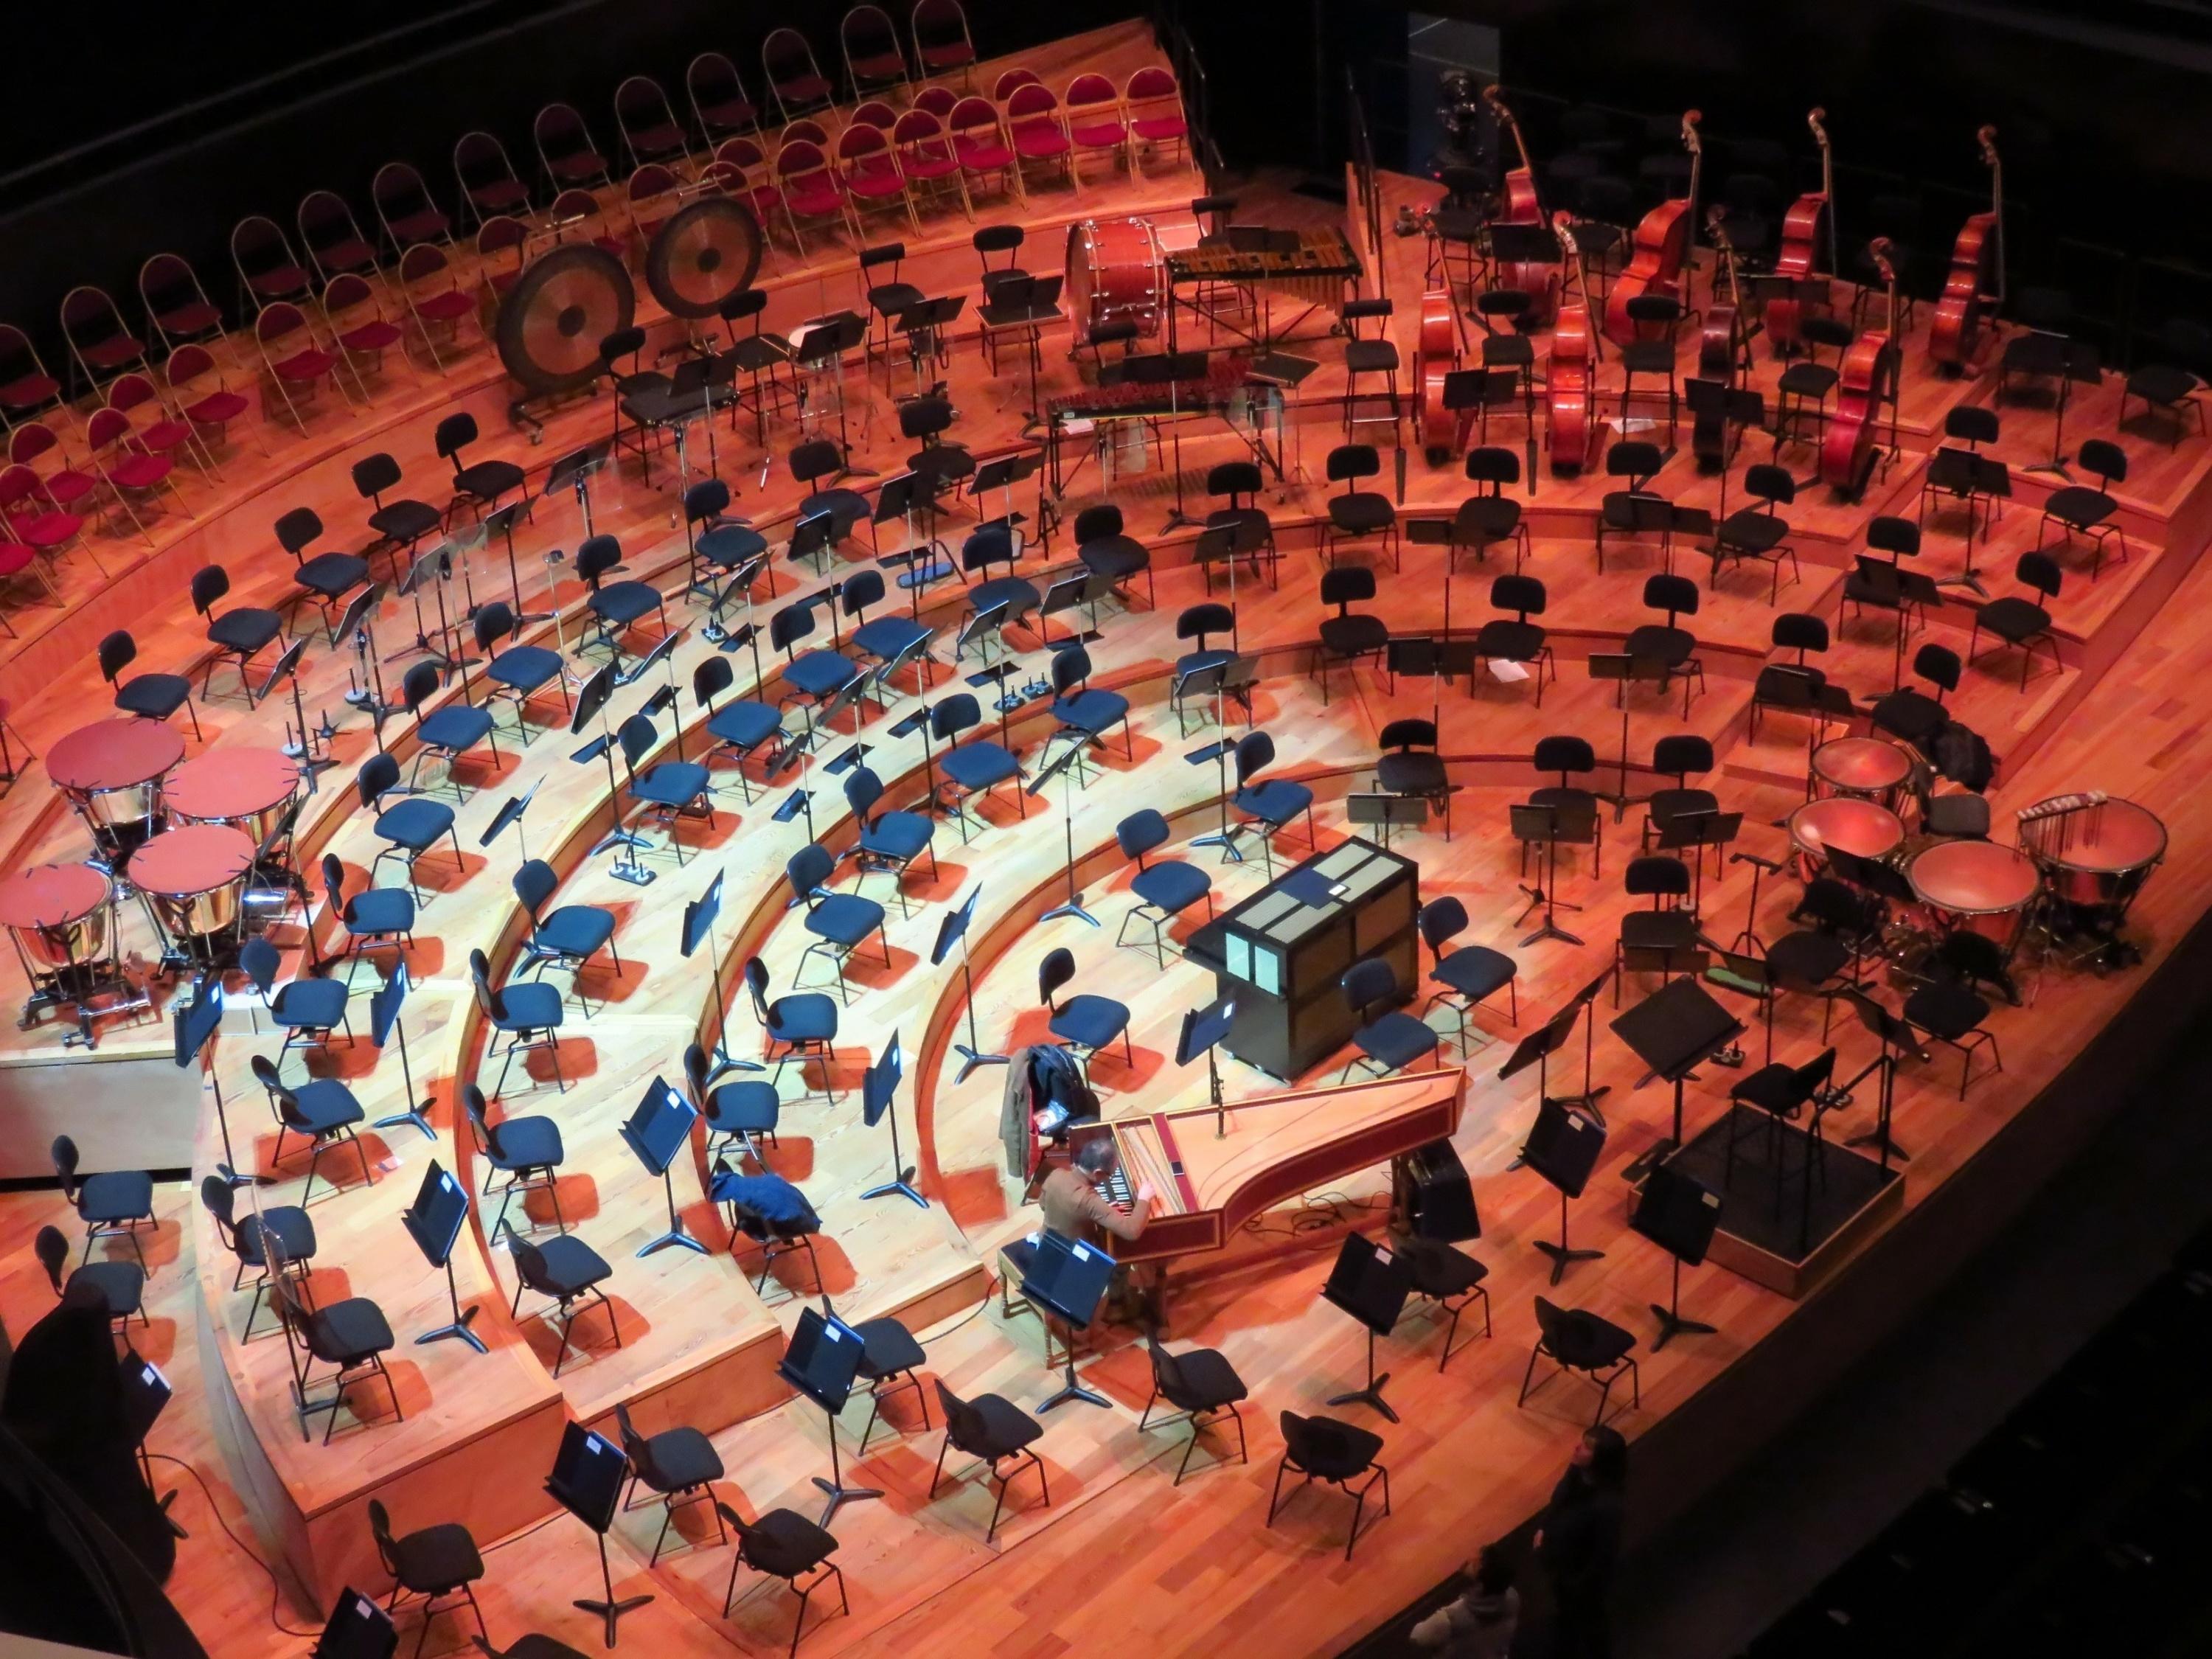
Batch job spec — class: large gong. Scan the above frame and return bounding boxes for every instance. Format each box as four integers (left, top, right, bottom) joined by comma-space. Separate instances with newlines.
495, 244, 636, 397
645, 195, 767, 319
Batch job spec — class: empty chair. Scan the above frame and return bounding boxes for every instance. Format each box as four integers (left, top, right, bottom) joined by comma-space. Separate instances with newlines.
504, 1220, 616, 1375
846, 1305, 930, 1452
1040, 946, 1133, 1077
1313, 565, 1390, 707
1905, 933, 2000, 1098
928, 692, 1024, 842
695, 655, 787, 803
199, 1175, 315, 1341
1642, 735, 1717, 847
1455, 448, 1531, 570
453, 131, 529, 226
1726, 1046, 1838, 1192
1614, 855, 1701, 1001
1338, 956, 1440, 1082
265, 1242, 399, 1443
1048, 641, 1133, 771
1773, 313, 1855, 451
231, 215, 312, 309
83, 407, 186, 540
1075, 501, 1155, 608
2122, 323, 2209, 445
1625, 574, 1706, 714
950, 97, 1021, 206
1318, 443, 1399, 568
1171, 602, 1240, 733
367, 1498, 486, 1658
1749, 613, 1834, 740
844, 764, 937, 917
1005, 83, 1075, 195
1267, 1411, 1389, 1562
240, 934, 354, 1069
512, 858, 620, 1005
1919, 405, 2007, 543
931, 1378, 1048, 1542
1475, 574, 1554, 703
462, 1082, 566, 1237
1064, 72, 1130, 184
1340, 301, 1403, 442
574, 533, 668, 667
357, 751, 462, 900
98, 630, 199, 740
1416, 896, 1517, 1053
473, 600, 569, 728
684, 477, 771, 609
769, 596, 863, 720
786, 843, 890, 1004
296, 190, 378, 287
1377, 718, 1453, 837
617, 712, 714, 866
1968, 552, 2062, 689
1138, 1337, 1249, 1484
614, 74, 689, 173
163, 344, 252, 464
912, 0, 978, 78
138, 254, 224, 355
714, 1499, 847, 1652
844, 4, 911, 101
686, 1041, 780, 1166
1708, 464, 1800, 601
470, 947, 566, 1098
2038, 437, 2129, 577
1396, 1234, 1492, 1368
434, 412, 525, 518
400, 661, 499, 799
615, 1400, 725, 1565
535, 102, 611, 192
189, 565, 282, 703
745, 956, 841, 1099
1520, 1295, 1639, 1425
1125, 66, 1189, 172
250, 1054, 371, 1206
254, 302, 349, 429
1596, 441, 1669, 571
1871, 644, 1960, 746
59, 285, 146, 394
1231, 731, 1316, 872
106, 371, 205, 482
278, 506, 369, 638
841, 568, 935, 696
32, 1222, 145, 1332
370, 161, 451, 254
352, 451, 443, 577
1114, 808, 1212, 967
1201, 461, 1277, 588
894, 107, 970, 219
689, 52, 760, 144
765, 27, 835, 123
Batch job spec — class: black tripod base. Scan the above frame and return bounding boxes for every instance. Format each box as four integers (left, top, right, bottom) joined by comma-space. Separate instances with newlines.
637, 1220, 711, 1258
1534, 1241, 1604, 1287
1037, 1377, 1113, 1413
813, 1475, 885, 1526
417, 1305, 489, 1354
953, 1045, 1009, 1084
574, 1594, 653, 1647
1325, 1376, 1399, 1425
1040, 899, 1100, 927
374, 1102, 437, 1141
861, 1174, 930, 1209
1649, 1304, 1717, 1351
1843, 1129, 1911, 1163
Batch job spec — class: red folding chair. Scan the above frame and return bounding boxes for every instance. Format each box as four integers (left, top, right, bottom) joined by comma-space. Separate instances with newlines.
838, 124, 919, 234
911, 0, 978, 83
535, 102, 612, 192
709, 139, 794, 250
162, 344, 257, 464
894, 108, 970, 220
319, 273, 406, 395
1125, 66, 1191, 173
1064, 73, 1130, 185
992, 68, 1041, 104
137, 254, 226, 357
83, 406, 187, 540
615, 74, 692, 172
625, 164, 682, 250
0, 462, 87, 580
687, 52, 761, 145
763, 27, 834, 124
454, 131, 531, 226
551, 189, 626, 261
371, 162, 451, 255
949, 96, 1020, 206
59, 286, 147, 397
842, 4, 910, 102
775, 139, 854, 254
297, 189, 380, 285
231, 215, 313, 312
254, 302, 350, 429
913, 85, 959, 122
106, 372, 212, 479
8, 424, 97, 524
779, 117, 832, 149
1005, 83, 1075, 195
397, 244, 480, 372
850, 99, 900, 133
476, 216, 532, 304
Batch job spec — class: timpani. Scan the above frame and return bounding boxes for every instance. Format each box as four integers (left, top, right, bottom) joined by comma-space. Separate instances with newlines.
1811, 736, 1913, 812
47, 717, 185, 872
164, 747, 301, 846
2021, 796, 2167, 913
0, 862, 138, 1040
1787, 797, 1905, 880
129, 821, 255, 972
1907, 838, 2041, 959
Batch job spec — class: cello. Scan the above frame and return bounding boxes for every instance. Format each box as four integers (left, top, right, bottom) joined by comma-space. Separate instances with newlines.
1417, 285, 1466, 463
1929, 126, 2003, 373
1484, 85, 1559, 326
1546, 214, 1599, 474
1694, 206, 1753, 470
1764, 108, 1834, 358
1820, 237, 1898, 498
1603, 111, 1702, 347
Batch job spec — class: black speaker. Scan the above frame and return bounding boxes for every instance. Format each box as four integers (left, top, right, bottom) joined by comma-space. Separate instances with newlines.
1632, 1161, 1722, 1266
1405, 1138, 1481, 1242
1522, 1098, 1607, 1199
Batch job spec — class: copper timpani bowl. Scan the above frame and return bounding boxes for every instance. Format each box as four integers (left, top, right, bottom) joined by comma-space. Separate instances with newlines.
46, 717, 187, 852
163, 746, 301, 845
0, 863, 111, 973
1909, 839, 2042, 953
128, 821, 254, 947
2025, 796, 2168, 906
1812, 736, 1914, 810
1789, 797, 1905, 869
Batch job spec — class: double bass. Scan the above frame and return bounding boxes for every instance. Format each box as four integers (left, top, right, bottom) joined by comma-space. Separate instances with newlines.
1417, 285, 1466, 463
1929, 126, 2003, 372
1694, 207, 1753, 470
1820, 237, 1898, 497
1603, 111, 1702, 347
1765, 108, 1834, 358
1484, 85, 1559, 326
1546, 214, 1598, 474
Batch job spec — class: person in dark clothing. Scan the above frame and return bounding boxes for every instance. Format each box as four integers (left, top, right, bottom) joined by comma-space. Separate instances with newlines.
1534, 1424, 1626, 1659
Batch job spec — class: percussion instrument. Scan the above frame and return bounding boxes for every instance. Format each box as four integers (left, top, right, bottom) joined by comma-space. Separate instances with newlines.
1162, 225, 1360, 306
48, 717, 186, 872
1928, 128, 2003, 372
497, 244, 637, 405
130, 821, 254, 970
1812, 736, 1913, 810
2021, 794, 2166, 910
643, 196, 765, 319
1067, 218, 1165, 344
0, 862, 136, 1042
1789, 797, 1904, 877
1908, 839, 2039, 956
164, 747, 301, 846
1603, 111, 1700, 347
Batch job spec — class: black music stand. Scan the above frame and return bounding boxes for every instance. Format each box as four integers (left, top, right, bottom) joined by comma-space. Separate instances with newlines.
479, 778, 540, 863
1321, 1231, 1414, 1423
682, 869, 760, 1085
1027, 734, 1099, 928
1512, 800, 1594, 947
2023, 338, 2105, 481
483, 498, 552, 625
335, 580, 396, 725
1176, 995, 1237, 1140
1523, 1095, 1608, 1284
932, 886, 1006, 1082
1832, 987, 1919, 1169
175, 978, 261, 1186
1587, 653, 1672, 820
547, 1422, 650, 1646
778, 1306, 879, 1523
1683, 377, 1765, 484
403, 1158, 484, 1353
620, 1076, 707, 1256
1018, 1229, 1117, 1413
259, 635, 330, 789
366, 961, 434, 1139
1610, 977, 1747, 1166
116, 1350, 185, 1537
1346, 791, 1429, 849
1654, 808, 1743, 908
1039, 568, 1110, 647
896, 294, 966, 391
860, 1032, 925, 1208
574, 662, 651, 883
1499, 968, 1614, 1127
312, 1587, 398, 1659
796, 313, 875, 478
389, 532, 477, 672
546, 442, 610, 539
1632, 1158, 1722, 1349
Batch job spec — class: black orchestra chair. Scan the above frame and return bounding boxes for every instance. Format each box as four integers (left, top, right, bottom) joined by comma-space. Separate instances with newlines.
98, 630, 200, 741
265, 1235, 400, 1443
1528, 734, 1601, 880
1905, 934, 2001, 1099
1520, 1296, 1640, 1426
1231, 731, 1316, 872
1968, 552, 2062, 690
1595, 441, 1666, 573
931, 1378, 1048, 1543
462, 1082, 566, 1237
577, 534, 670, 668
1318, 443, 1401, 570
190, 564, 284, 703
1454, 448, 1531, 571
502, 1220, 618, 1376
617, 712, 714, 865
1171, 602, 1238, 734
1708, 463, 1800, 602
1204, 461, 1277, 587
1475, 290, 1537, 423
367, 1498, 487, 1659
2121, 322, 2209, 445
1114, 808, 1213, 967
474, 601, 571, 729
956, 524, 1040, 661
400, 660, 499, 799
615, 1400, 726, 1566
1338, 956, 1440, 1082
843, 763, 938, 917
1613, 855, 1701, 1004
695, 655, 787, 804
790, 440, 873, 570
32, 1222, 145, 1334
1773, 313, 1855, 453
434, 411, 524, 518
928, 692, 1025, 841
2038, 437, 2129, 578
841, 568, 936, 698
714, 1500, 848, 1655
1416, 896, 1518, 1054
785, 841, 891, 1004
470, 947, 566, 1099
1377, 717, 1453, 838
1340, 298, 1402, 441
684, 477, 771, 607
1075, 501, 1155, 608
512, 858, 620, 1006
1919, 406, 2006, 543
351, 451, 444, 582
1314, 565, 1389, 706
200, 1175, 316, 1340
1268, 1411, 1390, 1562
1871, 644, 1960, 747
1748, 613, 1832, 741
715, 1166, 825, 1293
1475, 574, 1554, 705
1912, 762, 1992, 841
1138, 1337, 1250, 1486
1616, 294, 1682, 440
1725, 1047, 1836, 1194
1395, 1234, 1492, 1370
1040, 946, 1133, 1079
1626, 574, 1707, 714
249, 1054, 372, 1207
744, 956, 841, 1100
847, 1305, 930, 1453
240, 935, 355, 1069
1048, 641, 1133, 773
1641, 735, 1718, 848
686, 1040, 780, 1166
357, 751, 463, 900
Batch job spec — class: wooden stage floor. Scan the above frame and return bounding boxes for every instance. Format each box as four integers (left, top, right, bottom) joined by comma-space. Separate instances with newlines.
2, 34, 2211, 1656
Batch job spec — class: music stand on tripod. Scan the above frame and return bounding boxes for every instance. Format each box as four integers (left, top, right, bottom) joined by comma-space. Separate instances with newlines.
1587, 652, 1672, 820
1175, 995, 1237, 1138
1632, 1158, 1722, 1349
933, 886, 1007, 1082
796, 312, 877, 478
484, 498, 552, 625
1498, 968, 1615, 1130
682, 868, 760, 1086
367, 961, 435, 1139
479, 779, 540, 863
1512, 800, 1594, 947
1321, 1231, 1415, 1423
546, 442, 610, 538
1832, 987, 1921, 1169
257, 635, 330, 789
1019, 1230, 1118, 1412
174, 979, 261, 1186
546, 1422, 650, 1646
1027, 735, 1099, 928
896, 295, 966, 392
1346, 791, 1429, 850
1654, 808, 1742, 908
619, 1076, 707, 1256
777, 1304, 879, 1523
334, 581, 395, 724
1522, 1096, 1608, 1284
860, 1031, 926, 1208
1610, 976, 1747, 1169
403, 1159, 484, 1353
2023, 337, 2105, 481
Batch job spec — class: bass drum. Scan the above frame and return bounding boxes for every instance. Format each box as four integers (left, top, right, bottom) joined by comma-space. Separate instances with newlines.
1065, 218, 1164, 344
